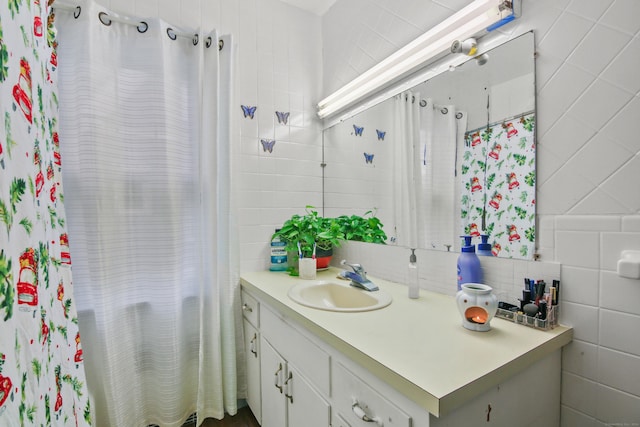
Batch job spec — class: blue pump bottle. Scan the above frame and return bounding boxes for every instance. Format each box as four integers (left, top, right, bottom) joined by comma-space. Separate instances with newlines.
457, 235, 483, 291
477, 234, 493, 257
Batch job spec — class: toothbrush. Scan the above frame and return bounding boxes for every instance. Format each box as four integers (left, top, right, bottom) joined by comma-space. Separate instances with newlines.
312, 243, 316, 260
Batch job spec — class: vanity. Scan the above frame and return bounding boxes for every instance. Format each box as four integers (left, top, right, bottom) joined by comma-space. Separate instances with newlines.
240, 268, 572, 427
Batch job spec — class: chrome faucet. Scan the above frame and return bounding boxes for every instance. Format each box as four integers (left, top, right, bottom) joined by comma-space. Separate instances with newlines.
340, 260, 378, 292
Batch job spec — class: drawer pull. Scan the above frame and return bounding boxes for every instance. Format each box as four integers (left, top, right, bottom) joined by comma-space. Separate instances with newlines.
352, 399, 383, 426
249, 334, 257, 357
242, 303, 253, 313
274, 363, 283, 393
284, 372, 294, 404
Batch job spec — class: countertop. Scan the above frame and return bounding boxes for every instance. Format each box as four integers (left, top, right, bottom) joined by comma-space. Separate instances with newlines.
240, 268, 573, 417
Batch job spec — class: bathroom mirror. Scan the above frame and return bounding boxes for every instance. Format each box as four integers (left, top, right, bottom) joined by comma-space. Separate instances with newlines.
323, 32, 536, 259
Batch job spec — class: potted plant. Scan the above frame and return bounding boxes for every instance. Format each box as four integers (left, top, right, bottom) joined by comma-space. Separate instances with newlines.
335, 210, 387, 244
273, 207, 387, 275
273, 206, 344, 273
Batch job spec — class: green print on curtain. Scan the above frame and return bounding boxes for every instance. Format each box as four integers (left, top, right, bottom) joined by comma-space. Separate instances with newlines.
0, 1, 91, 426
460, 113, 536, 260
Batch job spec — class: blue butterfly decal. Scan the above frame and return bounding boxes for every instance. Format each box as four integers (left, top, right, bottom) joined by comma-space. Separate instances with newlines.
353, 125, 364, 136
275, 111, 290, 125
261, 139, 276, 153
364, 152, 374, 164
241, 105, 257, 119
376, 129, 386, 141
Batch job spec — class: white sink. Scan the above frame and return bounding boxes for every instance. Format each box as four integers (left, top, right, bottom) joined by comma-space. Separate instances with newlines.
288, 280, 392, 312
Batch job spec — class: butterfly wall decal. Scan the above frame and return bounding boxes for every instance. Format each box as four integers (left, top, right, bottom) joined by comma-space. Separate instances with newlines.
241, 105, 257, 119
275, 111, 290, 125
261, 139, 276, 153
364, 152, 374, 164
376, 129, 386, 141
353, 125, 364, 136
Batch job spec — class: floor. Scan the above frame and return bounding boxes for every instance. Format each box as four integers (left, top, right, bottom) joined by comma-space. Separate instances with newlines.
194, 406, 260, 427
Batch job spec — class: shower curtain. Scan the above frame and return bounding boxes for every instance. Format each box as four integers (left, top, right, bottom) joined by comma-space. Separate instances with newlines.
55, 1, 240, 426
418, 101, 467, 251
392, 93, 466, 251
392, 92, 420, 248
0, 1, 91, 425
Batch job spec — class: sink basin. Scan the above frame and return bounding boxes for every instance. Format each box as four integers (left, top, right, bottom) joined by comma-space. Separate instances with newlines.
288, 280, 392, 312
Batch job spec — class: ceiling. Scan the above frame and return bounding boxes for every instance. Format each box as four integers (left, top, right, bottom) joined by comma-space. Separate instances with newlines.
280, 0, 338, 15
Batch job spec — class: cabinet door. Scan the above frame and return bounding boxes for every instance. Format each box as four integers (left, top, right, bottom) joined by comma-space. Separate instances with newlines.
260, 337, 287, 427
285, 364, 330, 427
243, 319, 261, 423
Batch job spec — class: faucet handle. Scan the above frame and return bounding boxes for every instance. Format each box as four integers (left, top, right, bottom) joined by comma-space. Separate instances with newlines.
340, 260, 366, 277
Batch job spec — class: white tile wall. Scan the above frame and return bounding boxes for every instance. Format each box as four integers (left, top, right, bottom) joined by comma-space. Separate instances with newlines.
322, 1, 640, 426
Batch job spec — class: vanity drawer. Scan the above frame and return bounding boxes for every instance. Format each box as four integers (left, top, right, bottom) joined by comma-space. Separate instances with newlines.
241, 290, 259, 327
332, 361, 411, 427
260, 305, 330, 397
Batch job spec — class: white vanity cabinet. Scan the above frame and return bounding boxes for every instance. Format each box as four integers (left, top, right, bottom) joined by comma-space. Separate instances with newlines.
241, 291, 261, 423
240, 270, 572, 427
258, 304, 331, 427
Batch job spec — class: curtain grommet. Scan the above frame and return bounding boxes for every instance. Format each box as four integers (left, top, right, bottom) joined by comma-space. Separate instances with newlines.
98, 12, 112, 26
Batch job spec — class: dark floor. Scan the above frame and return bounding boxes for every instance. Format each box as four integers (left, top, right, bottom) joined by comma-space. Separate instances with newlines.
197, 406, 260, 427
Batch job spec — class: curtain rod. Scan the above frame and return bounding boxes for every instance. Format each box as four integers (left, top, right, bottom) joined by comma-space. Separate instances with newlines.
465, 109, 534, 134
52, 3, 224, 49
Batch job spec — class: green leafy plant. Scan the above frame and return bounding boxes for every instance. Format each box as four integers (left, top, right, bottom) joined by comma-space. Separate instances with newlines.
335, 211, 387, 244
273, 206, 344, 259
273, 206, 387, 260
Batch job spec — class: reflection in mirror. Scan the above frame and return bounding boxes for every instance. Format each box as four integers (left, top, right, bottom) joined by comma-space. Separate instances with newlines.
323, 31, 536, 259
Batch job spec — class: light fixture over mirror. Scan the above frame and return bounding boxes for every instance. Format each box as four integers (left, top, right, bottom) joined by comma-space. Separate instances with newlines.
323, 31, 536, 260
316, 0, 517, 120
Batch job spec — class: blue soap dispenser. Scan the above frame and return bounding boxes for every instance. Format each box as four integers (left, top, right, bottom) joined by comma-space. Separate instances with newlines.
477, 234, 493, 257
457, 235, 483, 291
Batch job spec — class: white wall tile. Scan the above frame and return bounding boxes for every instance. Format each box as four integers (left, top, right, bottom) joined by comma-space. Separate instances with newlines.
622, 216, 640, 232
555, 216, 620, 232
566, 0, 615, 22
600, 271, 640, 316
560, 406, 603, 427
561, 266, 599, 306
595, 383, 640, 426
569, 79, 634, 133
599, 155, 640, 213
561, 371, 599, 418
600, 0, 640, 35
562, 339, 599, 380
560, 302, 599, 344
567, 23, 630, 76
536, 63, 594, 132
601, 96, 640, 154
601, 232, 640, 271
599, 309, 640, 356
556, 231, 600, 269
597, 347, 640, 397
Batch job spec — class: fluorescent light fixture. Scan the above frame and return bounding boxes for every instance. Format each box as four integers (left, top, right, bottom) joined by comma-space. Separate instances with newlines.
317, 0, 514, 119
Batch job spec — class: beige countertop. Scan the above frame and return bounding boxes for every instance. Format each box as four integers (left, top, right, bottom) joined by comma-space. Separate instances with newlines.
240, 268, 573, 417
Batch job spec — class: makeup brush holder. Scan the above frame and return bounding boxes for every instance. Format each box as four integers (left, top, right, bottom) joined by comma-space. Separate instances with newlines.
456, 283, 498, 332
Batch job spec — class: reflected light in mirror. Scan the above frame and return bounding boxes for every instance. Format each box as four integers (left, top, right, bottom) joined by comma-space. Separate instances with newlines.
317, 0, 515, 119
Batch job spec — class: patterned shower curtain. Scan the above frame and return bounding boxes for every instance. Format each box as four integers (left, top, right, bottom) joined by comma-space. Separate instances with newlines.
0, 1, 91, 426
460, 113, 536, 259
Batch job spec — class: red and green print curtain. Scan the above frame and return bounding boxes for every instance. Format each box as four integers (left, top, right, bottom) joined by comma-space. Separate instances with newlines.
0, 1, 91, 425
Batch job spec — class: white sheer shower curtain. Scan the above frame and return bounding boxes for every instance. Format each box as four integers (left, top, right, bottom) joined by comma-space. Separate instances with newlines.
418, 101, 467, 250
392, 91, 421, 248
56, 1, 240, 426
